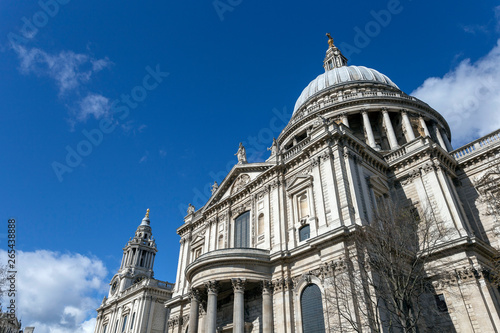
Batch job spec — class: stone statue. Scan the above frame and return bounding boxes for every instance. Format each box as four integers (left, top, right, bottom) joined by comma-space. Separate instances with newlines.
211, 181, 219, 195
235, 142, 247, 164
187, 203, 195, 215
267, 138, 278, 155
326, 33, 334, 48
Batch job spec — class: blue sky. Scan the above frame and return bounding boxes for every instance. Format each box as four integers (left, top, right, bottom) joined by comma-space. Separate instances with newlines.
1, 0, 500, 331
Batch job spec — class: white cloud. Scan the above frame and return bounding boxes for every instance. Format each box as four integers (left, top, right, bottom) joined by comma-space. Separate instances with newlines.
411, 39, 500, 147
139, 151, 149, 163
78, 93, 111, 121
0, 250, 108, 333
11, 43, 111, 96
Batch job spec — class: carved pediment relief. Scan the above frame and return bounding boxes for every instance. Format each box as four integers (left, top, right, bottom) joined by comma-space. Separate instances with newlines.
231, 203, 250, 217
231, 174, 251, 195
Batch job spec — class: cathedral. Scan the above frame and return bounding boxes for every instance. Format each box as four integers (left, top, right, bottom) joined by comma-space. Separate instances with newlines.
93, 36, 500, 332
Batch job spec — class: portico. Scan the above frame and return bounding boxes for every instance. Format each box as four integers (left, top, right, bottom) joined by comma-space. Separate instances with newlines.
184, 248, 273, 333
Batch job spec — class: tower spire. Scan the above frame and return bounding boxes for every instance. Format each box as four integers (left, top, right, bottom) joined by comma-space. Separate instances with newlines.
324, 33, 348, 71
119, 209, 157, 279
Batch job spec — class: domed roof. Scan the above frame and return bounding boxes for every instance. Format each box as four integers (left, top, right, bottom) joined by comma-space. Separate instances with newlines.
293, 65, 399, 114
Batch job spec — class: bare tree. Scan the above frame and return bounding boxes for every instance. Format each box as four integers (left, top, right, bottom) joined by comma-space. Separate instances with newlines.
325, 199, 455, 333
475, 165, 500, 287
475, 164, 500, 218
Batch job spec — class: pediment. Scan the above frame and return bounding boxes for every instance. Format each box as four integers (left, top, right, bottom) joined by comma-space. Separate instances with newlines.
369, 176, 389, 196
191, 234, 205, 246
202, 163, 274, 210
286, 174, 312, 193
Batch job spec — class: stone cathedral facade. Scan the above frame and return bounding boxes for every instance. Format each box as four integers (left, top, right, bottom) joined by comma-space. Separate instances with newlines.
94, 37, 500, 333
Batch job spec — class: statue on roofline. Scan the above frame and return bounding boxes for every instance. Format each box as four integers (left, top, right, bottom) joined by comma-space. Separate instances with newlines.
326, 33, 334, 48
235, 142, 247, 164
211, 181, 219, 195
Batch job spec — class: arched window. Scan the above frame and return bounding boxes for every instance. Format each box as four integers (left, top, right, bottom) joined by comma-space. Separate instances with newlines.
234, 211, 250, 248
300, 284, 325, 332
258, 213, 265, 236
299, 193, 309, 218
299, 225, 310, 241
218, 235, 224, 249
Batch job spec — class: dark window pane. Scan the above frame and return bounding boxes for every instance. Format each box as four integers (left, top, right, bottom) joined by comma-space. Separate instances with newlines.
235, 212, 250, 248
299, 225, 310, 241
435, 294, 448, 312
301, 284, 325, 332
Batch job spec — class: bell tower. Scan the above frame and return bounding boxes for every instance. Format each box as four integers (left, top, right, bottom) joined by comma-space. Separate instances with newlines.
120, 208, 157, 277
108, 209, 158, 297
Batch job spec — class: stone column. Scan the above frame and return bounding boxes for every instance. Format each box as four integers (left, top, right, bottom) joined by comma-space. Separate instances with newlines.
441, 128, 453, 151
205, 281, 219, 333
262, 280, 274, 333
382, 109, 399, 149
341, 113, 349, 127
401, 110, 415, 141
232, 278, 246, 333
419, 116, 430, 137
188, 289, 201, 333
434, 124, 448, 151
361, 110, 376, 149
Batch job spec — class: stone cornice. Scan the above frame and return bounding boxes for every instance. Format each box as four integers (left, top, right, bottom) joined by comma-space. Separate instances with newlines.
384, 136, 458, 178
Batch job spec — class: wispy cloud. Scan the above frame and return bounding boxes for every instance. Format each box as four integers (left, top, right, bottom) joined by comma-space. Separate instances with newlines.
1, 249, 108, 333
139, 151, 149, 163
78, 93, 111, 121
11, 43, 111, 96
412, 39, 500, 147
462, 24, 488, 34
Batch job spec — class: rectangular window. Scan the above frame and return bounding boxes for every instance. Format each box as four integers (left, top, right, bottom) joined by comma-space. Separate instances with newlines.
299, 193, 309, 219
121, 315, 127, 332
434, 294, 448, 312
234, 212, 250, 248
130, 312, 135, 330
194, 248, 201, 259
299, 225, 310, 241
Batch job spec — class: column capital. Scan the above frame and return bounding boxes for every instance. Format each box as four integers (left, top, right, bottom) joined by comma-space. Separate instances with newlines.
262, 280, 274, 294
189, 288, 202, 302
205, 280, 220, 294
361, 109, 368, 115
232, 278, 246, 292
381, 107, 389, 114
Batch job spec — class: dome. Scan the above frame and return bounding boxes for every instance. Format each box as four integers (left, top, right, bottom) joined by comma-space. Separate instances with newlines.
293, 65, 399, 114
